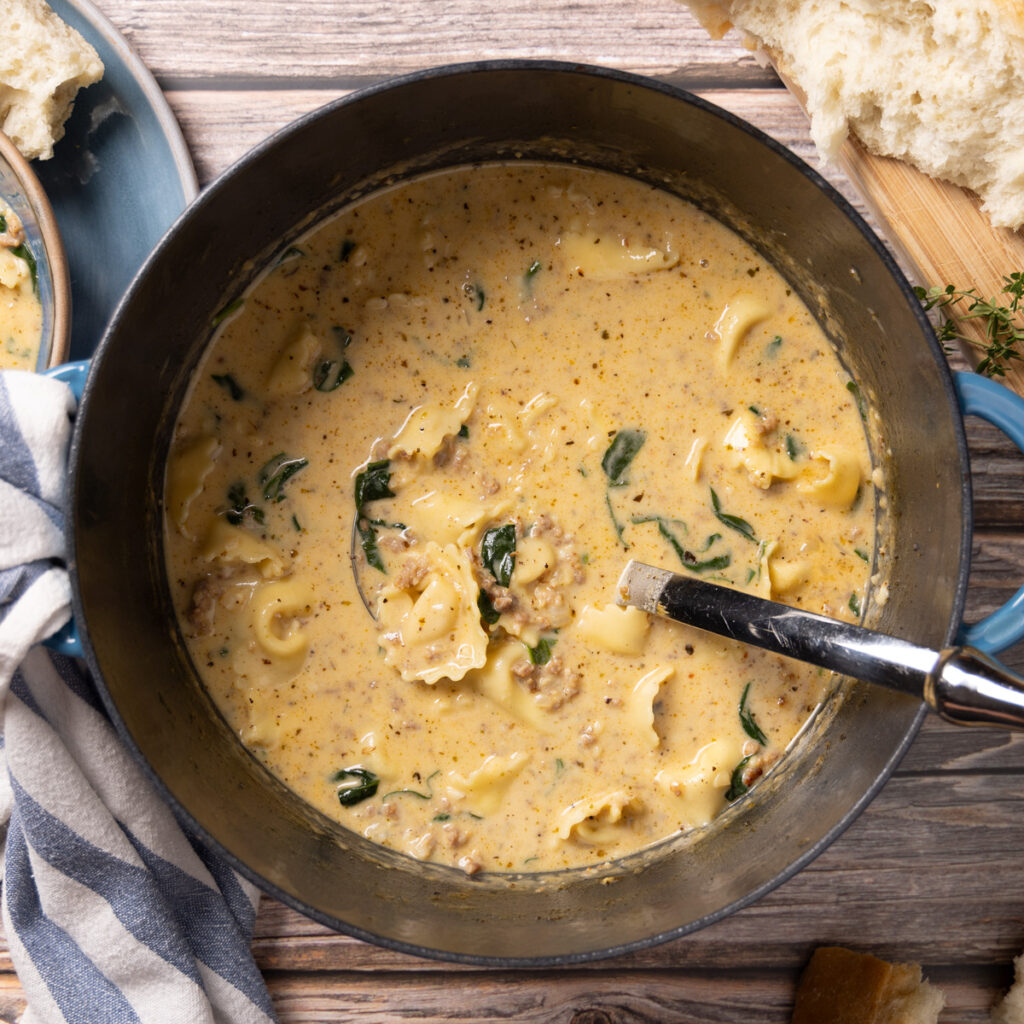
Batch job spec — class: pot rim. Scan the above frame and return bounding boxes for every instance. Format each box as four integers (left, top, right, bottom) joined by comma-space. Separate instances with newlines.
65, 58, 969, 966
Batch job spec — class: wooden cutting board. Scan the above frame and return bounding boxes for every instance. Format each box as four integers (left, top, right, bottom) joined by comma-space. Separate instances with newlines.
837, 139, 1024, 399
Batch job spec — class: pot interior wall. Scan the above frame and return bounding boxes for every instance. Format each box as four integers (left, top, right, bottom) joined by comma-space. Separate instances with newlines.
69, 63, 966, 963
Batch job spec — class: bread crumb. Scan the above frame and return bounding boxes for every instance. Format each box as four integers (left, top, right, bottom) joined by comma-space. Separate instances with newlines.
1, 0, 104, 160
992, 952, 1024, 1024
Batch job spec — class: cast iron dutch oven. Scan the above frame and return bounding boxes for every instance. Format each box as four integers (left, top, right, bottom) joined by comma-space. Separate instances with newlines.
54, 62, 1024, 964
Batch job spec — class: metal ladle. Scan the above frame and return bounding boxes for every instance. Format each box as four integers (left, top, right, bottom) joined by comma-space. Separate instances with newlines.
617, 559, 1024, 730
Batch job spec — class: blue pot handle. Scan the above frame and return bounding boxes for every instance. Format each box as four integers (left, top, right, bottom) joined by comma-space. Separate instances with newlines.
41, 360, 90, 658
955, 371, 1024, 654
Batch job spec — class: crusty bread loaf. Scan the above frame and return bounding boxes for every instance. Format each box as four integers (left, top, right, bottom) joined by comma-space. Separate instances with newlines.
791, 946, 945, 1024
679, 0, 1024, 230
0, 0, 104, 160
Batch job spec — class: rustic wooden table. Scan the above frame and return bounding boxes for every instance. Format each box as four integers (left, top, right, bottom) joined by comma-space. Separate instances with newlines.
5, 1, 1024, 1020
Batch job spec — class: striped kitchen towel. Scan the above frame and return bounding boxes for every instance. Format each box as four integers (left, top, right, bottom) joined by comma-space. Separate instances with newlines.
0, 369, 278, 1024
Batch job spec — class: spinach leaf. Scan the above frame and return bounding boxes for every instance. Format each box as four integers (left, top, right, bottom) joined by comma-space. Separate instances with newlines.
355, 460, 395, 507
354, 460, 396, 574
481, 524, 516, 587
356, 518, 385, 572
606, 492, 628, 547
739, 682, 767, 745
682, 550, 731, 573
710, 488, 757, 542
602, 429, 646, 485
725, 757, 752, 801
477, 590, 501, 626
260, 452, 308, 502
212, 372, 244, 401
633, 515, 728, 574
383, 769, 440, 801
313, 358, 354, 391
212, 298, 243, 326
10, 243, 37, 294
846, 379, 867, 421
333, 767, 379, 806
528, 636, 557, 666
225, 482, 264, 526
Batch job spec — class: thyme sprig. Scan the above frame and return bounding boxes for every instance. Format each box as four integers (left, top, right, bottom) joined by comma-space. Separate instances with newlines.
915, 272, 1024, 379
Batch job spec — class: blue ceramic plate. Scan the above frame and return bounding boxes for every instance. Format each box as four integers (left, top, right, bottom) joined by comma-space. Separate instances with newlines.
35, 0, 198, 360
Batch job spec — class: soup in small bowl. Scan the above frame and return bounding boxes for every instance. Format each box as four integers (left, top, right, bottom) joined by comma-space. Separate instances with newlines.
0, 129, 70, 372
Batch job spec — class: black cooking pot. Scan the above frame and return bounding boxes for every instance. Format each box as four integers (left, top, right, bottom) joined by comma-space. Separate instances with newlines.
57, 61, 1024, 964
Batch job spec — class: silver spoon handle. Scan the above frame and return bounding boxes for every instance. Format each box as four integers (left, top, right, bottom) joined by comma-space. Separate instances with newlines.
618, 560, 1024, 730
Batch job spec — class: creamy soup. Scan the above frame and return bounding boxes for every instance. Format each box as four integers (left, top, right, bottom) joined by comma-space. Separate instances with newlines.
164, 163, 876, 874
0, 204, 42, 370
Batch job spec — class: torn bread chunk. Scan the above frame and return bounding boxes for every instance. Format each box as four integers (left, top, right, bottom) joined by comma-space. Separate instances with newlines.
679, 0, 1024, 230
1, 0, 104, 160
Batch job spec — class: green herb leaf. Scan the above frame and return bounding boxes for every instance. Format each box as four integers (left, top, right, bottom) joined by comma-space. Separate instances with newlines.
355, 460, 395, 508
333, 767, 379, 806
357, 517, 386, 573
606, 491, 628, 547
9, 243, 37, 295
313, 358, 354, 391
739, 682, 768, 745
916, 272, 1024, 378
0, 213, 6, 233
457, 424, 469, 439
526, 259, 542, 279
725, 757, 752, 801
277, 245, 304, 264
212, 372, 245, 401
527, 636, 557, 666
224, 482, 264, 526
846, 380, 867, 421
766, 335, 783, 356
682, 550, 731, 573
785, 434, 802, 460
849, 592, 861, 616
464, 282, 486, 310
212, 298, 243, 326
383, 769, 440, 802
602, 429, 646, 485
339, 239, 357, 262
456, 355, 471, 368
854, 547, 870, 563
477, 590, 501, 626
710, 488, 757, 543
481, 524, 516, 587
260, 452, 308, 502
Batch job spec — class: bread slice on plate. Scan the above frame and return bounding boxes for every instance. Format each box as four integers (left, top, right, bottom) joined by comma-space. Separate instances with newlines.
1, 0, 104, 160
791, 946, 944, 1024
678, 0, 1024, 231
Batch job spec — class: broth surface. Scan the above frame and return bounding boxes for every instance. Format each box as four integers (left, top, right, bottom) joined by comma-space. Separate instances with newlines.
165, 163, 875, 873
0, 203, 42, 370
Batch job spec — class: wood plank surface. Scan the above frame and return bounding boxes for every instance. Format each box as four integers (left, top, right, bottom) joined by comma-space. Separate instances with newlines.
5, 1, 1024, 1021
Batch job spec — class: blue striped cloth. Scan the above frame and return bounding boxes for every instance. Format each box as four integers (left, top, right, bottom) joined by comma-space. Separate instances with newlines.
0, 370, 278, 1024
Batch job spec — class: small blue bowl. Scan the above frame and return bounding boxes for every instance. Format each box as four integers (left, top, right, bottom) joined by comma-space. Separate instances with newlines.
0, 129, 71, 371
